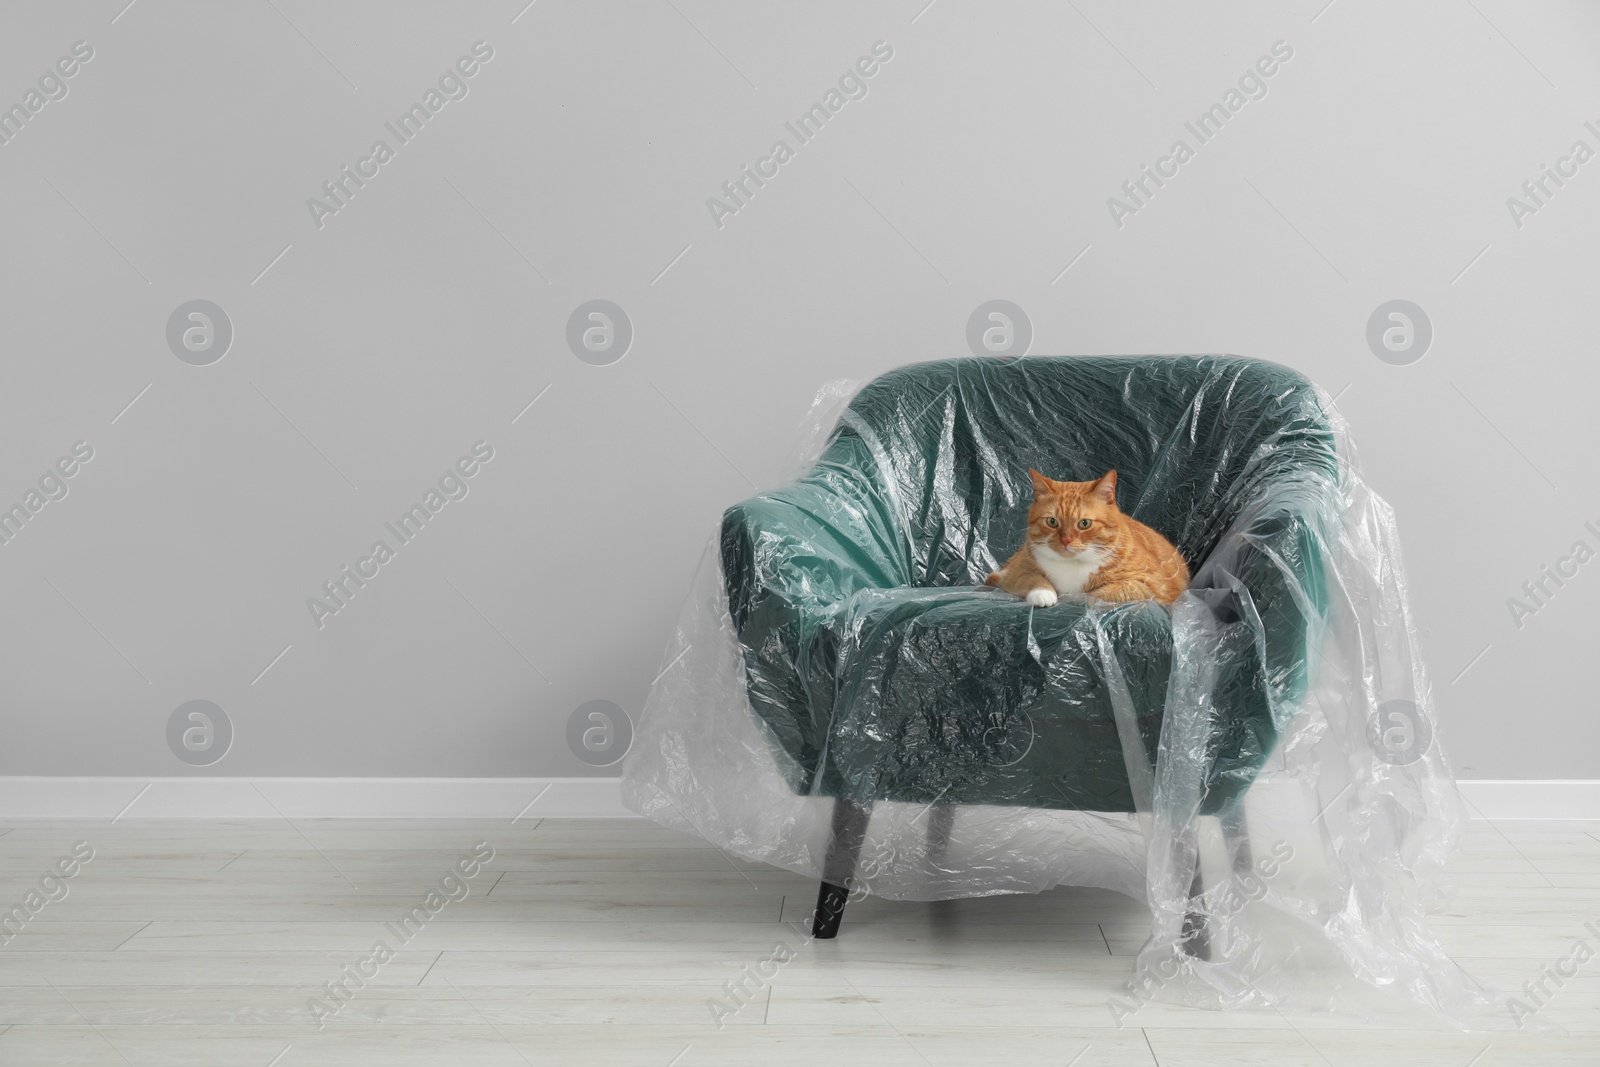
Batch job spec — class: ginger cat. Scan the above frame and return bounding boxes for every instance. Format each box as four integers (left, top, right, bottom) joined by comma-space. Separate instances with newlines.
986, 469, 1189, 607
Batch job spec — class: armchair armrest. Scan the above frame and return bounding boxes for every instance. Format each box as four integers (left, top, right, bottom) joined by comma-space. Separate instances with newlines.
1187, 490, 1335, 813
720, 434, 908, 786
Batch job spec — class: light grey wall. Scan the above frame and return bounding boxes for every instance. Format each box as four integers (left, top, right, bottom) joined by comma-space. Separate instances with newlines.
1, 0, 1594, 781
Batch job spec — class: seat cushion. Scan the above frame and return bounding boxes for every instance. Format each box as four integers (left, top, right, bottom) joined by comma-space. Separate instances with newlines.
821, 588, 1171, 812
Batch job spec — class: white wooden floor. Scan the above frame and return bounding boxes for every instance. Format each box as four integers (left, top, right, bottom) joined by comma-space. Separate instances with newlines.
0, 817, 1596, 1065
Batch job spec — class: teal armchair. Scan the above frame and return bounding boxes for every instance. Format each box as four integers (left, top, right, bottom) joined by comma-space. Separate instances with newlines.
719, 356, 1339, 938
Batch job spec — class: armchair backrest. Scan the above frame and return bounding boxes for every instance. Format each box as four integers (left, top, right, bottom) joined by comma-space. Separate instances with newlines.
832, 355, 1337, 588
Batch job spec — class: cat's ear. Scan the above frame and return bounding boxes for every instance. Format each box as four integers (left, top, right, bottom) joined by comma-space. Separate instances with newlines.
1028, 468, 1052, 497
1092, 470, 1118, 504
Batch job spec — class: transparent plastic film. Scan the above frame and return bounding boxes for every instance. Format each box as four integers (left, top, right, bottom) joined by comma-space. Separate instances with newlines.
622, 356, 1525, 1029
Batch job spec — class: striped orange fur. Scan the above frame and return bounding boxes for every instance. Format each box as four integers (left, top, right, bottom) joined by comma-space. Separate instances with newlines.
985, 469, 1189, 607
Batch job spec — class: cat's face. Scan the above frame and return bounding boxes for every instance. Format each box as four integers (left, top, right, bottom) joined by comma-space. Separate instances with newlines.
1025, 470, 1120, 557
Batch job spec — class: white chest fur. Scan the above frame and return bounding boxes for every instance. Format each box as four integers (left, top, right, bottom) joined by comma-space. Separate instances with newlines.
1031, 543, 1111, 594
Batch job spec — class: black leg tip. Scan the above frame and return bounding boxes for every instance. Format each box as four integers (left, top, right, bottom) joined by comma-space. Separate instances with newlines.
812, 881, 848, 939
1180, 916, 1211, 961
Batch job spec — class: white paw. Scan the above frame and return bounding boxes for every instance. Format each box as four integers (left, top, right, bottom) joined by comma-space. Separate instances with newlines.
1025, 588, 1058, 608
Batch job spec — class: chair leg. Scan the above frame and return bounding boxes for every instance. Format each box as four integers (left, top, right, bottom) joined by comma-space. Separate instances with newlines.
1180, 862, 1211, 961
812, 797, 871, 939
926, 804, 955, 864
1179, 802, 1251, 960
1165, 799, 1255, 963
1221, 800, 1253, 877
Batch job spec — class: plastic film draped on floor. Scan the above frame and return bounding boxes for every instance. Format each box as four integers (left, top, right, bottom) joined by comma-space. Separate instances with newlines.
622, 356, 1517, 1028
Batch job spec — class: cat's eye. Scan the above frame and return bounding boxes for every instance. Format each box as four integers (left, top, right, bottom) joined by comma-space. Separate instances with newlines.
1044, 517, 1058, 528
1077, 518, 1092, 530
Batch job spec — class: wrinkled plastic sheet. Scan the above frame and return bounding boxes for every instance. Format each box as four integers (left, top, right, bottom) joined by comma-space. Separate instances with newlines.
622, 356, 1520, 1028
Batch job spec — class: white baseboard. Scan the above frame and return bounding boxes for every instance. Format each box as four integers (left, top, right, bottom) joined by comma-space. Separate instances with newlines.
0, 777, 634, 820
0, 777, 1593, 821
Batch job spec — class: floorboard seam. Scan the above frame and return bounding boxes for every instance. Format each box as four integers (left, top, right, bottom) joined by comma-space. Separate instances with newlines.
417, 950, 443, 987
109, 921, 153, 951
1141, 1026, 1161, 1065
